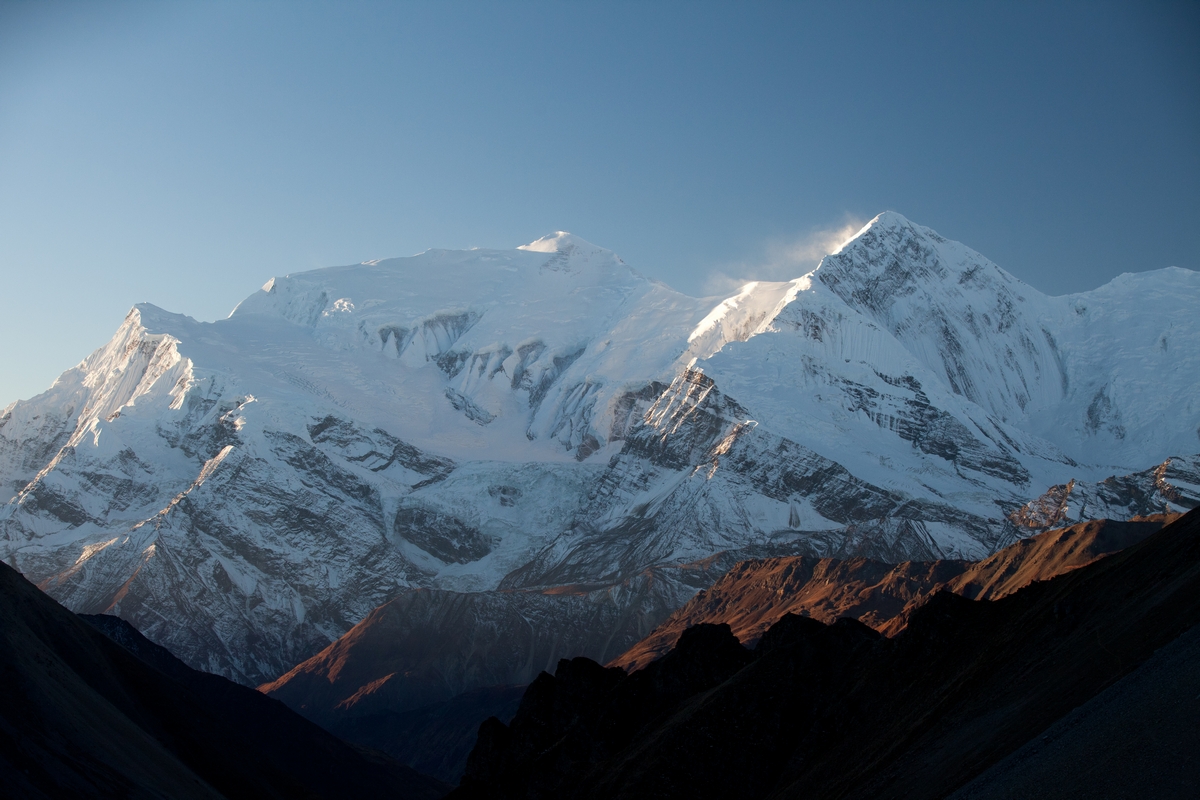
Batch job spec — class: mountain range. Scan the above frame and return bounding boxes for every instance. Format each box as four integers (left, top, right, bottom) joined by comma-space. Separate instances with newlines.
1, 211, 1197, 693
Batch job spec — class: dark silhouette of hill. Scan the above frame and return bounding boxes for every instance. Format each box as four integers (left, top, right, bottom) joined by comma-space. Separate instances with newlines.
331, 685, 526, 784
452, 507, 1200, 799
0, 559, 449, 800
949, 620, 1200, 799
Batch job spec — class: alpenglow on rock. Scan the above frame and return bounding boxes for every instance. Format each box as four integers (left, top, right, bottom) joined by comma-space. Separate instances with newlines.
1, 213, 1197, 684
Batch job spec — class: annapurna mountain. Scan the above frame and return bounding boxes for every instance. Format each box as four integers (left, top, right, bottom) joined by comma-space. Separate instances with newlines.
1, 212, 1197, 685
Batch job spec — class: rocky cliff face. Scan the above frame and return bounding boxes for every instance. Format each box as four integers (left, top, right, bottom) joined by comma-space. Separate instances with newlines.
1, 214, 1197, 685
1008, 457, 1200, 531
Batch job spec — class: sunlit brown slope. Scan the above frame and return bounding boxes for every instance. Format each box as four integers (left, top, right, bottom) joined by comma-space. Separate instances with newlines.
954, 514, 1179, 596
614, 515, 1176, 670
0, 560, 448, 800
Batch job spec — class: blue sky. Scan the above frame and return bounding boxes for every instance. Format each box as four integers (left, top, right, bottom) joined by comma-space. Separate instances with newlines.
1, 0, 1197, 406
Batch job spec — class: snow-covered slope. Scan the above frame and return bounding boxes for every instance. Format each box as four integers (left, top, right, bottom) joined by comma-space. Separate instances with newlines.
1, 214, 1197, 684
814, 214, 1200, 468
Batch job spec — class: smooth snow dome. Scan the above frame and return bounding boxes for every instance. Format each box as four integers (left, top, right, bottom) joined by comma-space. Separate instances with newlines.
225, 232, 710, 461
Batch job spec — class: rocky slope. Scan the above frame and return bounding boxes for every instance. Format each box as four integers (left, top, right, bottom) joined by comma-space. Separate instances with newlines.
0, 558, 447, 800
1, 214, 1197, 685
613, 514, 1177, 670
452, 507, 1200, 799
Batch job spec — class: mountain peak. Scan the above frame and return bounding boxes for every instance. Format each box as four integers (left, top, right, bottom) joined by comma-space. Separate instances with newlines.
866, 210, 913, 229
830, 211, 915, 256
518, 231, 607, 255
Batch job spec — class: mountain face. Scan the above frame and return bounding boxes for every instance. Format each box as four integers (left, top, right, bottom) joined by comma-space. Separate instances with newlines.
452, 508, 1200, 800
0, 558, 448, 800
1, 214, 1197, 685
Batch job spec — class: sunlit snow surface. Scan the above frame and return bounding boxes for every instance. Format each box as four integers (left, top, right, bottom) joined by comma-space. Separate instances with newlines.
1, 213, 1197, 683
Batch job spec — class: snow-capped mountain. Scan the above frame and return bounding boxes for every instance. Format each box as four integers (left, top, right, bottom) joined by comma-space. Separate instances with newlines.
1, 213, 1196, 684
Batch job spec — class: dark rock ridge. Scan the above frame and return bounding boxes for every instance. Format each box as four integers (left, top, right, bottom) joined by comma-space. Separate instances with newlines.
613, 514, 1177, 670
613, 558, 966, 672
950, 621, 1200, 800
453, 507, 1200, 799
258, 538, 904, 725
0, 558, 448, 800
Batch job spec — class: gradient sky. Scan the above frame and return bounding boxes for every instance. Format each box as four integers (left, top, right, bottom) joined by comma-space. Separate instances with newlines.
1, 0, 1197, 406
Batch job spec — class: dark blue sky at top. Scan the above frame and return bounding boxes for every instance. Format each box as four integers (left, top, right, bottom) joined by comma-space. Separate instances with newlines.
0, 0, 1197, 405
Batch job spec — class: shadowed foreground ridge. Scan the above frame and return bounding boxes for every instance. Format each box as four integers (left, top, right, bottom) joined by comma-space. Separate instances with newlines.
614, 514, 1177, 670
454, 507, 1200, 799
0, 559, 448, 800
256, 514, 1175, 785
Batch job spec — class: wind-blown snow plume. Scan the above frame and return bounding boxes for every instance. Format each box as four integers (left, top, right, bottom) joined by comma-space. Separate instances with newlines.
703, 217, 866, 295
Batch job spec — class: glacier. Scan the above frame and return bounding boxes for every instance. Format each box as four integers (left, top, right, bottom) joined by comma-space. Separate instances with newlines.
1, 212, 1197, 685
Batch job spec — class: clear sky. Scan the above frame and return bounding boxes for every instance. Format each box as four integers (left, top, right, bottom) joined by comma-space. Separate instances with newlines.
1, 0, 1197, 407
